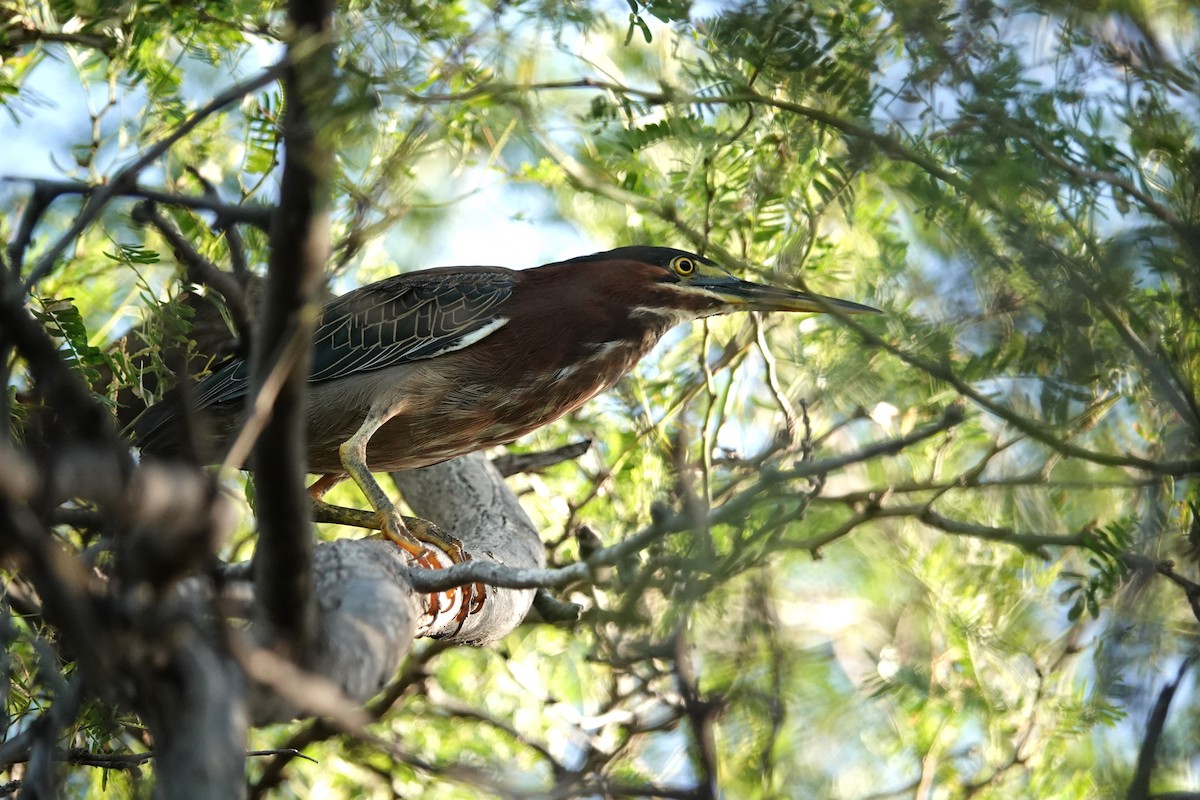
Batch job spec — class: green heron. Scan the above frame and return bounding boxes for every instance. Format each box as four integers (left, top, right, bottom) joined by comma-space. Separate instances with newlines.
136, 246, 879, 617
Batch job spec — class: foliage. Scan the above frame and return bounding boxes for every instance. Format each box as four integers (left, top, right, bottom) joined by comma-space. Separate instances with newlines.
2, 0, 1199, 797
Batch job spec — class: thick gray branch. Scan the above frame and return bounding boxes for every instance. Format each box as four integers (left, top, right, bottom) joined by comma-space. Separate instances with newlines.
392, 452, 545, 645
137, 627, 248, 800
220, 453, 545, 723
240, 539, 420, 726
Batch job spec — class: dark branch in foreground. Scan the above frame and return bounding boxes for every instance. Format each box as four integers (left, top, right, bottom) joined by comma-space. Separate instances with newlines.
0, 746, 313, 774
131, 201, 253, 341
1125, 555, 1200, 624
1126, 656, 1195, 800
1, 177, 273, 239
249, 1, 333, 661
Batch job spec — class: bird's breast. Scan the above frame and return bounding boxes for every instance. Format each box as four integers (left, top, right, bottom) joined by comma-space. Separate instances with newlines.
465, 332, 656, 438
309, 315, 672, 474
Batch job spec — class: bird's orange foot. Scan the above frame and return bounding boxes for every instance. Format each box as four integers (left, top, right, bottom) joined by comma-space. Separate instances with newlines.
378, 512, 486, 628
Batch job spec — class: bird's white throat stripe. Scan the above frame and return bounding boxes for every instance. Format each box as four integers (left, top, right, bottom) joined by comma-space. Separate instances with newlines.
553, 364, 580, 381
553, 340, 631, 381
591, 340, 625, 356
629, 306, 695, 324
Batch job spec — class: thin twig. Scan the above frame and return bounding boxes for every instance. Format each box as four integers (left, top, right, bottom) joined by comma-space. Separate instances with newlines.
491, 440, 592, 477
407, 408, 966, 593
131, 202, 253, 341
20, 63, 284, 290
1, 178, 273, 231
5, 25, 116, 54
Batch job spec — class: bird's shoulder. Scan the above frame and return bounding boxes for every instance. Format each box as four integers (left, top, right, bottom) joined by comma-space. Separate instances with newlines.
309, 266, 517, 382
320, 266, 516, 323
187, 267, 518, 408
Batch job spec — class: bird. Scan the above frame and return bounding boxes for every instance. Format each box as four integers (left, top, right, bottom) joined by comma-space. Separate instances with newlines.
135, 245, 879, 619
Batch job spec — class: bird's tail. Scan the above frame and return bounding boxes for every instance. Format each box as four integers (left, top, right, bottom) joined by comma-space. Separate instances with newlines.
134, 379, 242, 465
132, 390, 190, 458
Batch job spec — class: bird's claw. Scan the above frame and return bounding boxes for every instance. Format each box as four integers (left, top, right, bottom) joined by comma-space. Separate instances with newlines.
378, 512, 486, 629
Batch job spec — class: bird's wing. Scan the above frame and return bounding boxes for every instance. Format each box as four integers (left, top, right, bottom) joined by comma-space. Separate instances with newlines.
310, 268, 514, 381
190, 268, 515, 408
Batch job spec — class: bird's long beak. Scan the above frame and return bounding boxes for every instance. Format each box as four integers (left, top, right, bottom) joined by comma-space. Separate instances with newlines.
697, 276, 882, 315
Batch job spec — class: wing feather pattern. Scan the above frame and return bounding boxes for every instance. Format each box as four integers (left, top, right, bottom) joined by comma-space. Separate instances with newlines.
190, 268, 515, 409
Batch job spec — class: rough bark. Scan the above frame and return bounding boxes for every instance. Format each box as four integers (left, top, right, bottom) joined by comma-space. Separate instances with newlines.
241, 452, 544, 723
393, 452, 545, 645
244, 539, 420, 725
138, 623, 249, 800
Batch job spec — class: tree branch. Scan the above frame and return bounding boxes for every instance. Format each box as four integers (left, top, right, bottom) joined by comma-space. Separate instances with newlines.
406, 410, 964, 595
131, 202, 253, 342
249, 2, 333, 660
0, 178, 273, 245
247, 642, 452, 796
1127, 656, 1195, 800
839, 311, 1199, 474
5, 24, 117, 55
491, 439, 592, 477
18, 63, 284, 289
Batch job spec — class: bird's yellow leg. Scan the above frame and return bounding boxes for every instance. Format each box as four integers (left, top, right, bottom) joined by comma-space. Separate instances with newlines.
337, 408, 424, 555
309, 475, 464, 563
335, 407, 485, 623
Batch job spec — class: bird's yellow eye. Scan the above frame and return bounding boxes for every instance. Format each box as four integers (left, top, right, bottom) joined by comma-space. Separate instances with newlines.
671, 256, 695, 276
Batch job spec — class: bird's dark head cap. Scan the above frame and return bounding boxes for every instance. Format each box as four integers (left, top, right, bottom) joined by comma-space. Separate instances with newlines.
561, 245, 718, 272
562, 245, 880, 317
